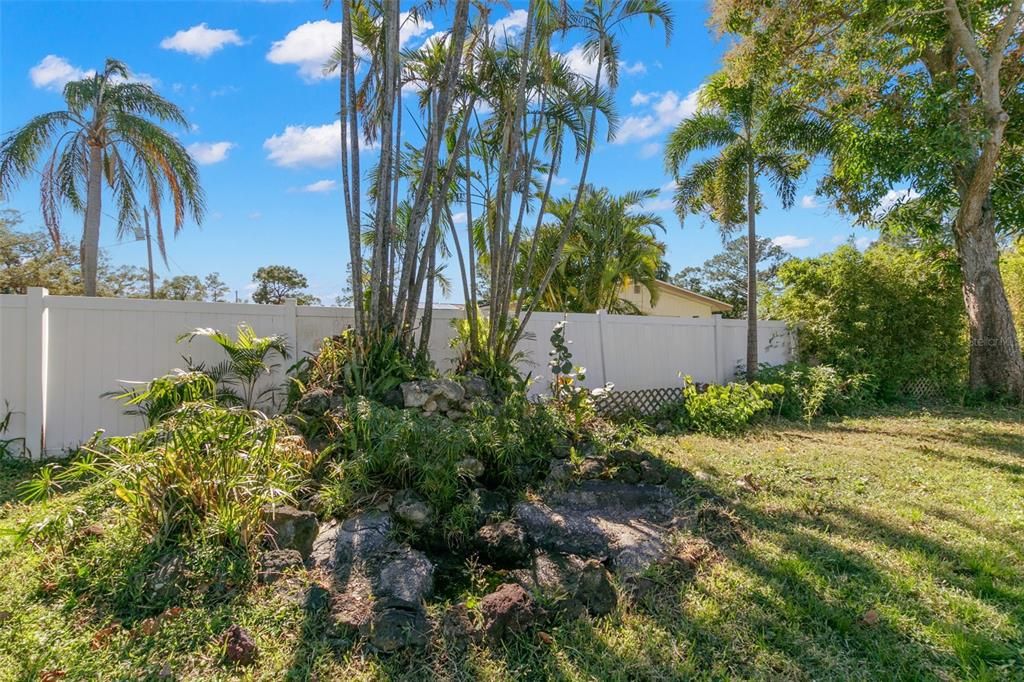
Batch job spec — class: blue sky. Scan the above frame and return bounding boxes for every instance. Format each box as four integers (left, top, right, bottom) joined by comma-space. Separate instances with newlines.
0, 0, 876, 304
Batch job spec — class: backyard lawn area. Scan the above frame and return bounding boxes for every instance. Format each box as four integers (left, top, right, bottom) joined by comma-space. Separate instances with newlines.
1, 406, 1022, 681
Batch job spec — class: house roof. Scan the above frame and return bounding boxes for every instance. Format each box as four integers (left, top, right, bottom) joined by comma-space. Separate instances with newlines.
652, 280, 732, 313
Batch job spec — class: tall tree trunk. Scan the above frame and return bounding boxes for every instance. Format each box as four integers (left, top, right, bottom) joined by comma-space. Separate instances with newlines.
81, 144, 103, 297
955, 190, 1024, 398
745, 157, 758, 382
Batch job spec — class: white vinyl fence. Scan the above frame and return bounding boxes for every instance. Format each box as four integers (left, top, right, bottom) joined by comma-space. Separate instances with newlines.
0, 288, 794, 458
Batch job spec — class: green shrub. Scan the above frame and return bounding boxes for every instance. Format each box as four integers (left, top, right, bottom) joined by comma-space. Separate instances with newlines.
289, 328, 421, 404
679, 378, 783, 436
756, 362, 874, 421
764, 243, 966, 400
317, 394, 565, 546
20, 403, 311, 552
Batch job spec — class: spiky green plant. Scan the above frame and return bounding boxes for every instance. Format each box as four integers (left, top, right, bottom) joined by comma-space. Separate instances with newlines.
178, 324, 290, 410
0, 58, 204, 296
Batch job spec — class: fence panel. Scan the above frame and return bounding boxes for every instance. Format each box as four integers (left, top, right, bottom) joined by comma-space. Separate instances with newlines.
0, 295, 28, 450
0, 289, 794, 457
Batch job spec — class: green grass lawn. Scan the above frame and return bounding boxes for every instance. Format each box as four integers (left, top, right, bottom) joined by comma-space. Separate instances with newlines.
1, 406, 1022, 680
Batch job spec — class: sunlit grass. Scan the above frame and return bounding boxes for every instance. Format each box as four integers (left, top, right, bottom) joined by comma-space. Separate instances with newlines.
1, 405, 1021, 680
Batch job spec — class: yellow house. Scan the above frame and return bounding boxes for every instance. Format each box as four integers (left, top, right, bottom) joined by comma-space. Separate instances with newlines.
617, 279, 732, 318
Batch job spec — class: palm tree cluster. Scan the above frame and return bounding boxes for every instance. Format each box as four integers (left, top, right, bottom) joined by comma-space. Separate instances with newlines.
519, 185, 667, 314
327, 0, 672, 366
0, 59, 204, 296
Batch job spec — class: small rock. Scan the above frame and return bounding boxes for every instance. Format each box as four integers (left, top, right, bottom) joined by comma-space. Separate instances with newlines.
694, 470, 714, 482
295, 387, 332, 416
610, 449, 644, 465
654, 420, 672, 435
262, 504, 318, 559
303, 585, 331, 614
639, 460, 666, 485
513, 553, 617, 617
546, 460, 573, 486
256, 549, 304, 584
447, 409, 465, 420
400, 379, 465, 409
381, 388, 405, 409
614, 466, 641, 484
474, 489, 509, 522
460, 375, 491, 399
221, 624, 257, 665
368, 600, 430, 652
457, 457, 485, 478
474, 521, 531, 567
578, 458, 606, 480
670, 538, 716, 572
145, 555, 184, 604
440, 603, 479, 648
479, 583, 537, 642
391, 490, 432, 528
664, 467, 692, 489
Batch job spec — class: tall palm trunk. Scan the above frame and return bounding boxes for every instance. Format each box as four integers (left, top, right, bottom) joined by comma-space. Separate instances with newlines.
81, 143, 103, 296
745, 155, 758, 382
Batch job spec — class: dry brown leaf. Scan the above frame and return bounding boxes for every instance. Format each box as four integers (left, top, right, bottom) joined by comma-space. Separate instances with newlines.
861, 609, 880, 626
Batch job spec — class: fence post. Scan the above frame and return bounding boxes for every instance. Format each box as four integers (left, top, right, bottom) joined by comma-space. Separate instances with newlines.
25, 287, 49, 460
595, 309, 609, 387
711, 314, 722, 384
284, 298, 298, 358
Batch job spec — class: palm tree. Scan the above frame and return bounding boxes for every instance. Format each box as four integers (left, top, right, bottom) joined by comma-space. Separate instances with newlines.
665, 74, 826, 380
520, 185, 666, 313
514, 0, 673, 344
0, 58, 204, 296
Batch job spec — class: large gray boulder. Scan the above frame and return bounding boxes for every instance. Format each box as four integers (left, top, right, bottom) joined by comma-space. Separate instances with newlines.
262, 504, 318, 559
311, 511, 434, 652
513, 552, 617, 617
400, 379, 465, 408
513, 480, 678, 577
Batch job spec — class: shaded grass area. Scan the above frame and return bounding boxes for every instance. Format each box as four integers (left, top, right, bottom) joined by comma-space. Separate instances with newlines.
0, 406, 1021, 680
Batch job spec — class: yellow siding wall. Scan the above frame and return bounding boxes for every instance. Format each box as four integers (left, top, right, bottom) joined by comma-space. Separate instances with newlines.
617, 284, 715, 317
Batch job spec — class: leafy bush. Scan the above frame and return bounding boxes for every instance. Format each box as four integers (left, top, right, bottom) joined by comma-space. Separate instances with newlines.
756, 362, 874, 422
20, 403, 311, 551
450, 314, 530, 398
670, 378, 783, 436
317, 393, 565, 546
178, 324, 290, 409
290, 328, 421, 404
763, 243, 966, 400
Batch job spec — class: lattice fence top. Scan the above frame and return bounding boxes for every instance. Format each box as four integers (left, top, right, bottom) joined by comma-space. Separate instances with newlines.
592, 386, 687, 417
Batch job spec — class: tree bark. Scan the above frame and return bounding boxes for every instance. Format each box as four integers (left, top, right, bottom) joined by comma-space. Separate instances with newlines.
81, 143, 103, 296
955, 191, 1024, 398
745, 157, 758, 382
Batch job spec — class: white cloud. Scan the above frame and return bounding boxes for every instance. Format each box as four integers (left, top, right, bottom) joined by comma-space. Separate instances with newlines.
874, 188, 921, 217
855, 235, 875, 250
399, 11, 433, 47
639, 197, 674, 212
621, 60, 646, 76
265, 122, 341, 167
639, 142, 661, 159
160, 23, 244, 58
630, 91, 652, 107
492, 10, 528, 39
264, 121, 376, 167
29, 55, 93, 91
800, 195, 819, 209
267, 20, 347, 80
615, 88, 702, 144
562, 43, 599, 83
451, 211, 467, 224
29, 55, 158, 91
248, 211, 262, 220
772, 235, 813, 250
299, 179, 337, 193
186, 141, 234, 165
268, 13, 429, 81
